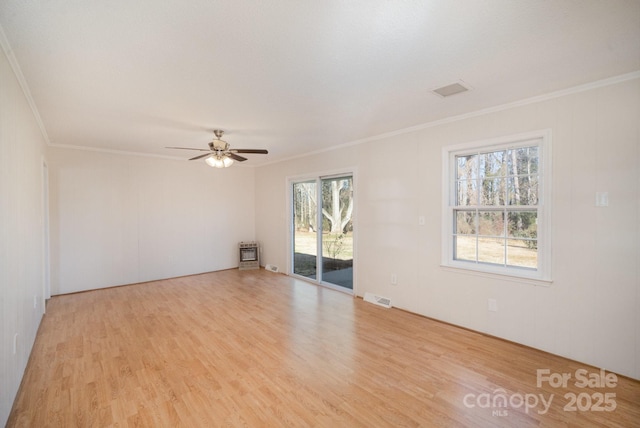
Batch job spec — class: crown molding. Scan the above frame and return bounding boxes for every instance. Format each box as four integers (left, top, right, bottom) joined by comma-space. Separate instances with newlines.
0, 23, 50, 144
261, 70, 640, 167
2, 20, 636, 167
48, 143, 259, 167
49, 143, 192, 161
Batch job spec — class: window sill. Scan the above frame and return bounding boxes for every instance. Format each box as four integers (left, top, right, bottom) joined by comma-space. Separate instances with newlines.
440, 264, 553, 287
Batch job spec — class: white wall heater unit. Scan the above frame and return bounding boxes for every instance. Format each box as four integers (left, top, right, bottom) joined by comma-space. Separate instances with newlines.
239, 241, 259, 270
363, 292, 392, 308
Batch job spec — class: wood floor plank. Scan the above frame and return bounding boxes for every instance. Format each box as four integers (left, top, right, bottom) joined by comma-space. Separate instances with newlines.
7, 269, 640, 427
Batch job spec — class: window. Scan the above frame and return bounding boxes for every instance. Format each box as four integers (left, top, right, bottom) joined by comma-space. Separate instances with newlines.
442, 131, 551, 282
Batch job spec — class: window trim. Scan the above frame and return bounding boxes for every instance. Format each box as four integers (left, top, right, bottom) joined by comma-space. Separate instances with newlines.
441, 130, 552, 283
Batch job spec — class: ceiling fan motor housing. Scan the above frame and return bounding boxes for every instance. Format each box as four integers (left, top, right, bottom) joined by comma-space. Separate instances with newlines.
209, 140, 229, 151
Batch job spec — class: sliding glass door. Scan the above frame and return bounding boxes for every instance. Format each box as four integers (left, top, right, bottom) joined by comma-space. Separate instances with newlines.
292, 180, 318, 279
291, 174, 353, 290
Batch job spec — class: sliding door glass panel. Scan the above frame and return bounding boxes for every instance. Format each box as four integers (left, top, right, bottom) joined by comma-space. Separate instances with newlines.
320, 176, 353, 289
292, 181, 317, 279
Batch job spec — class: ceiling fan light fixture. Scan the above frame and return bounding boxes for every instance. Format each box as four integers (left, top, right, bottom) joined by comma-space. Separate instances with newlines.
205, 155, 234, 168
167, 129, 267, 168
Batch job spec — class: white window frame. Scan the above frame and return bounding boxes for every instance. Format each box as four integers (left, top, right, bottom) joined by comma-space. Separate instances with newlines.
441, 130, 552, 284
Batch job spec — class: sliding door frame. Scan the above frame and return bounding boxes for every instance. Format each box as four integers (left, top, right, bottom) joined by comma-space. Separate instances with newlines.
287, 168, 357, 295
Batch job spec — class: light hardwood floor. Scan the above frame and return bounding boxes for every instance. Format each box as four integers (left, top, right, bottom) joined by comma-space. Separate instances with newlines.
8, 269, 640, 427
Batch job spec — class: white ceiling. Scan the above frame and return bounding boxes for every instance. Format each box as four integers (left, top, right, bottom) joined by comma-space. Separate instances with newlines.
1, 0, 639, 165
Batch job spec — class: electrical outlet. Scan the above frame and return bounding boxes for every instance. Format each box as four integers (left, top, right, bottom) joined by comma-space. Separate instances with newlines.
391, 273, 398, 285
488, 298, 498, 312
13, 333, 19, 355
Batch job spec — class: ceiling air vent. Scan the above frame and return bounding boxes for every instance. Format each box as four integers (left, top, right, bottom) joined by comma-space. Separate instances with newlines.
432, 81, 471, 98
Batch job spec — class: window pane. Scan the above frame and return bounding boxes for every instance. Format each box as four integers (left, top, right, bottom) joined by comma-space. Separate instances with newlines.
455, 211, 476, 234
478, 237, 505, 265
480, 150, 506, 177
454, 235, 476, 261
508, 176, 538, 205
292, 181, 317, 279
321, 176, 353, 289
507, 239, 537, 268
456, 154, 478, 180
507, 211, 537, 240
478, 211, 505, 237
508, 146, 539, 176
481, 178, 506, 205
457, 179, 478, 206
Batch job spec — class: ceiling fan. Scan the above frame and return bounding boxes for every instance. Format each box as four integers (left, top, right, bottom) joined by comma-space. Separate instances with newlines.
166, 130, 268, 168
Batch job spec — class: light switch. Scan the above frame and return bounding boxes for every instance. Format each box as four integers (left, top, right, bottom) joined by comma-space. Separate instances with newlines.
595, 192, 609, 207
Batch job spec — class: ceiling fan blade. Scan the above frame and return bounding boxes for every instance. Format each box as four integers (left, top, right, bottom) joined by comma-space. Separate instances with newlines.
227, 153, 248, 162
166, 146, 210, 152
189, 153, 212, 161
230, 149, 268, 154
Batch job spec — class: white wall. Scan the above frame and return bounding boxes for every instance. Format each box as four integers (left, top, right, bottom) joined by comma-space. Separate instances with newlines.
255, 76, 640, 380
0, 44, 48, 424
48, 148, 256, 294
